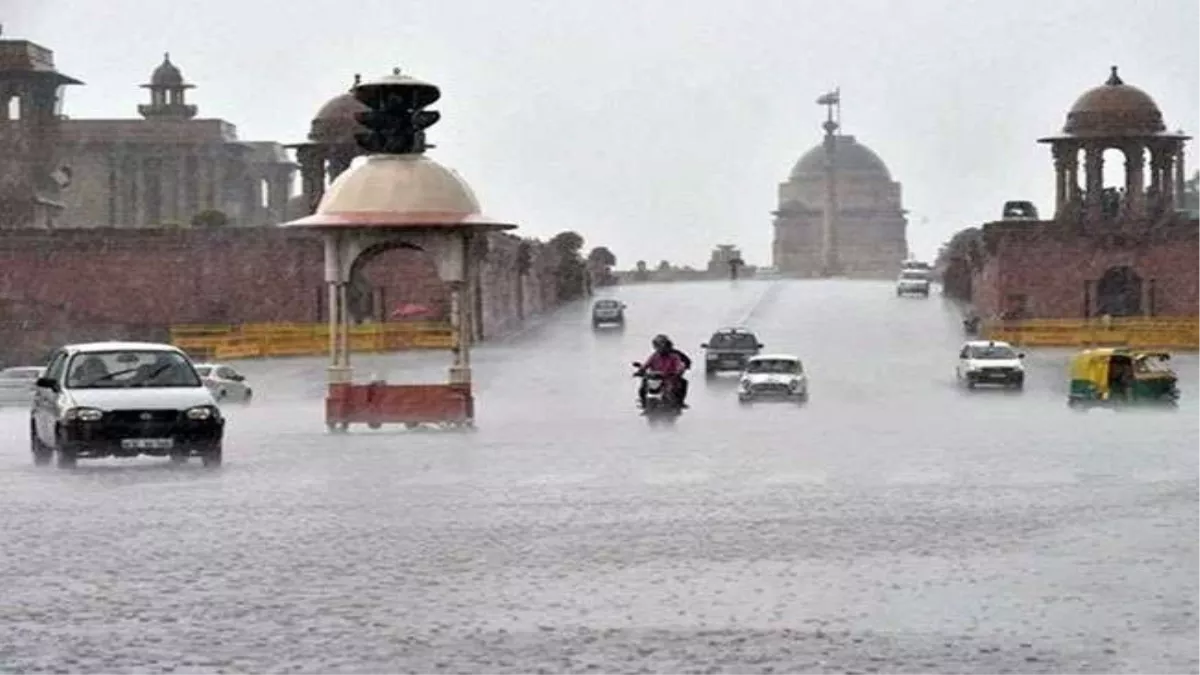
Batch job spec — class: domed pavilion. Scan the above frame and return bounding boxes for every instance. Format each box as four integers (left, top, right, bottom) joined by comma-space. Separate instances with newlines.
971, 66, 1196, 323
1038, 65, 1190, 222
772, 129, 908, 278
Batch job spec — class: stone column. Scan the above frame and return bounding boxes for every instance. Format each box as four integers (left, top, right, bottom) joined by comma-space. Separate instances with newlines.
212, 152, 226, 217
1161, 151, 1177, 209
1175, 144, 1186, 210
1083, 145, 1104, 221
1125, 143, 1146, 217
296, 145, 326, 215
328, 148, 353, 182
1052, 143, 1069, 215
133, 155, 147, 227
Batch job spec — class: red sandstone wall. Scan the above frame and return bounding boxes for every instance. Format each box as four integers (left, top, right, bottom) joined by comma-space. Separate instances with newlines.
0, 228, 572, 364
972, 222, 1199, 319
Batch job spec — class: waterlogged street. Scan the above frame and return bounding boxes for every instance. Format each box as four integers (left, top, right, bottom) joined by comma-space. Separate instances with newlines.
1, 279, 1197, 673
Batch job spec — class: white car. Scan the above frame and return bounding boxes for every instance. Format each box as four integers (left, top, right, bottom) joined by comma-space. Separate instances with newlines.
738, 354, 808, 403
194, 363, 253, 403
896, 269, 932, 297
956, 340, 1025, 389
0, 366, 44, 407
30, 342, 225, 468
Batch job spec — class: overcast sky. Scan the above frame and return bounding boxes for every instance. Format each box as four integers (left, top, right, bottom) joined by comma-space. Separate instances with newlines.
10, 0, 1200, 267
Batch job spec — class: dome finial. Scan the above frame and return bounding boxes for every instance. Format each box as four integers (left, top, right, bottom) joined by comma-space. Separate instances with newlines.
1106, 65, 1123, 86
393, 66, 402, 75
353, 73, 361, 87
163, 52, 171, 63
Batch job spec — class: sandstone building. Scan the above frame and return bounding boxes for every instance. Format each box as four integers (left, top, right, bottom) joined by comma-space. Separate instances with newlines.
772, 111, 908, 278
0, 38, 295, 229
972, 67, 1197, 320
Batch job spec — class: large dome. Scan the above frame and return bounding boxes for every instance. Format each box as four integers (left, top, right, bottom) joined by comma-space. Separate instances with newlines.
790, 135, 891, 181
1062, 66, 1165, 137
309, 78, 369, 145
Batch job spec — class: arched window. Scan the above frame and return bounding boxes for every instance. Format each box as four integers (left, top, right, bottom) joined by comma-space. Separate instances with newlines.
6, 95, 21, 120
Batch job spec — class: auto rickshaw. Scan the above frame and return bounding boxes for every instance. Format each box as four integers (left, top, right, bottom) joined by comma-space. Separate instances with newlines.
1067, 348, 1180, 408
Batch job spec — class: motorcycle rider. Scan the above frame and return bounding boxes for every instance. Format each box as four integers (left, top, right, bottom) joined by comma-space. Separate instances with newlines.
661, 336, 692, 407
637, 334, 689, 409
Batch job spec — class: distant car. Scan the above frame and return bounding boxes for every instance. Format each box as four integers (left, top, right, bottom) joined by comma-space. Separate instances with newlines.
0, 366, 44, 408
591, 299, 626, 328
896, 269, 932, 297
738, 354, 808, 403
702, 328, 764, 376
30, 341, 225, 468
194, 362, 253, 402
1001, 200, 1039, 220
956, 340, 1025, 390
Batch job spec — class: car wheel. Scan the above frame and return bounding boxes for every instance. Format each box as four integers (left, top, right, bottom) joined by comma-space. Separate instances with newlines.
201, 442, 223, 468
244, 389, 253, 402
30, 421, 52, 466
170, 453, 189, 464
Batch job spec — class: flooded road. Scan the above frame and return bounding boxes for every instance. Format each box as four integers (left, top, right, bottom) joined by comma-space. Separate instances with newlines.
2, 279, 1196, 673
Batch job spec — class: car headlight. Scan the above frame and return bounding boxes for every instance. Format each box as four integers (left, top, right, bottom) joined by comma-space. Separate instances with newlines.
64, 407, 103, 422
186, 405, 218, 421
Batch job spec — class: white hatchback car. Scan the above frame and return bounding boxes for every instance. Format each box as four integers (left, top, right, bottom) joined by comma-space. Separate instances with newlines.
30, 342, 225, 468
738, 354, 808, 403
956, 340, 1025, 389
194, 363, 253, 403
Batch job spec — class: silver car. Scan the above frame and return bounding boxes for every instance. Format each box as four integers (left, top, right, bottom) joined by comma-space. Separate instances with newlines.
0, 366, 45, 407
194, 363, 253, 403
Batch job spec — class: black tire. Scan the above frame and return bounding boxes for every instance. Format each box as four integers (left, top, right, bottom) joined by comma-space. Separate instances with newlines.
244, 389, 253, 402
170, 453, 189, 464
201, 442, 222, 468
30, 421, 52, 466
966, 379, 976, 390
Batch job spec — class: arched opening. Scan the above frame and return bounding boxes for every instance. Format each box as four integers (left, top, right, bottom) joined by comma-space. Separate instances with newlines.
259, 178, 270, 209
6, 95, 21, 120
1100, 148, 1127, 218
1095, 266, 1142, 317
347, 242, 450, 324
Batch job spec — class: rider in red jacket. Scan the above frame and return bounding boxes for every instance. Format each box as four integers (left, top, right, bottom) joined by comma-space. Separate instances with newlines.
638, 334, 689, 408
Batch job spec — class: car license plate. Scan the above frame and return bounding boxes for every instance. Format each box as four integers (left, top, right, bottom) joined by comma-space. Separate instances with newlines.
121, 438, 174, 450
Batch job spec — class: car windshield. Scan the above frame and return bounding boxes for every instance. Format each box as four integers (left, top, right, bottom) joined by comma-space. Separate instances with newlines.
746, 359, 800, 374
900, 271, 930, 280
1135, 355, 1173, 373
595, 300, 620, 308
709, 332, 758, 349
64, 350, 202, 389
967, 345, 1017, 360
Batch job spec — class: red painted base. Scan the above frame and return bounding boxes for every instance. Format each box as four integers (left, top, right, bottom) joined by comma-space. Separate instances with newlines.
325, 382, 475, 430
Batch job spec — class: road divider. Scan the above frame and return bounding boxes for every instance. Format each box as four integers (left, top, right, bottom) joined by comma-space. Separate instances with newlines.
169, 322, 454, 361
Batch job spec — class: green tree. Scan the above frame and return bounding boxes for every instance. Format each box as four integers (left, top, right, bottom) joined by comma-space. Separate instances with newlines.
587, 246, 617, 268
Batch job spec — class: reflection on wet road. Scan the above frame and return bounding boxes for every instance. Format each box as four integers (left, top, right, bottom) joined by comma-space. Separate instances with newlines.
2, 279, 1196, 673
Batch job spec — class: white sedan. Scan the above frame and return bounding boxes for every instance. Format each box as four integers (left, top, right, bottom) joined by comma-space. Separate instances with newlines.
0, 366, 44, 407
738, 354, 808, 403
194, 363, 253, 403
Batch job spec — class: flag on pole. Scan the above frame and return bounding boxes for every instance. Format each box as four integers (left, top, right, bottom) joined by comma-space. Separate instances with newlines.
816, 90, 840, 106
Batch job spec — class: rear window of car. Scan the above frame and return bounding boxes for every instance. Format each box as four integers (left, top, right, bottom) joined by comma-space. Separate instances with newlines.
709, 332, 758, 349
595, 300, 620, 308
900, 270, 930, 280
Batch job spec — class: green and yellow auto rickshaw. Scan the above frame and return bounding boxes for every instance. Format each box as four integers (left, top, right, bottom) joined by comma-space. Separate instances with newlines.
1067, 348, 1180, 408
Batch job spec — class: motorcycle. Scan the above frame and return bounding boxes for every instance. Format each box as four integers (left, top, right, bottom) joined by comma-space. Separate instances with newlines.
632, 361, 684, 422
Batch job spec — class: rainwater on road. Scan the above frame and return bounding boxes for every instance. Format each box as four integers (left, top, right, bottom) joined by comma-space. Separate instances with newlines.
2, 280, 1196, 673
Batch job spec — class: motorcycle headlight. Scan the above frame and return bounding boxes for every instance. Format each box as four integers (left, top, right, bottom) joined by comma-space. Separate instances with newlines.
64, 407, 103, 422
186, 405, 218, 421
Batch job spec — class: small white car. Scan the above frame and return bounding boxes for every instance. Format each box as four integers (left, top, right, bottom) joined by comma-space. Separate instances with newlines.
30, 342, 225, 468
738, 354, 808, 403
896, 269, 932, 297
194, 363, 253, 403
0, 366, 44, 407
956, 340, 1025, 389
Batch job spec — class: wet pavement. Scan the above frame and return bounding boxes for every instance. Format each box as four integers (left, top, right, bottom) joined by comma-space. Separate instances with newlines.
1, 279, 1197, 674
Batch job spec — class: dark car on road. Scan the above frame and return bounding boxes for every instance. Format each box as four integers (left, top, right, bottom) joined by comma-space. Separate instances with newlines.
701, 328, 764, 376
591, 299, 626, 328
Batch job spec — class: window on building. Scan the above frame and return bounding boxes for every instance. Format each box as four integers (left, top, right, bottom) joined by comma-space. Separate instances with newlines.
260, 179, 270, 209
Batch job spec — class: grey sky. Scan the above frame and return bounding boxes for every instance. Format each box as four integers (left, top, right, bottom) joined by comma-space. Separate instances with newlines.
12, 0, 1200, 267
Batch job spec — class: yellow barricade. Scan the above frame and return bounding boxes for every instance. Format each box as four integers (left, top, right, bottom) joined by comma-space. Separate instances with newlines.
169, 321, 454, 361
983, 317, 1199, 350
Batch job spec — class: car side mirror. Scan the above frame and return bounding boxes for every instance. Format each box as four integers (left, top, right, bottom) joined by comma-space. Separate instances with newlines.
757, 343, 765, 349
1018, 353, 1026, 359
36, 377, 57, 390
700, 344, 708, 349
230, 374, 245, 382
